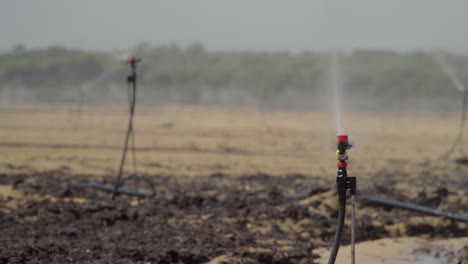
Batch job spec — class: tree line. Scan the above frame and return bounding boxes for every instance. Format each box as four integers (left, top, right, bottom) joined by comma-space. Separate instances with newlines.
1, 44, 467, 108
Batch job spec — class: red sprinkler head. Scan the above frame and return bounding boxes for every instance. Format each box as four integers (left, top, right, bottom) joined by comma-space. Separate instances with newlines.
126, 56, 141, 66
336, 134, 350, 168
337, 134, 348, 145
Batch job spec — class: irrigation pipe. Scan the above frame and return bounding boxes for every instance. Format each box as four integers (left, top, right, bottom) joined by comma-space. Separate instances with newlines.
360, 194, 468, 223
73, 181, 153, 198
0, 141, 261, 155
285, 192, 468, 223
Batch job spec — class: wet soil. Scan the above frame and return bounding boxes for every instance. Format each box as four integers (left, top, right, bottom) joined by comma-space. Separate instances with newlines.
0, 170, 467, 263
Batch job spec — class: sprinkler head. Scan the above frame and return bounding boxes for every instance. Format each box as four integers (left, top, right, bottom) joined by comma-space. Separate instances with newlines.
337, 134, 348, 145
337, 134, 353, 149
126, 56, 142, 64
336, 134, 351, 168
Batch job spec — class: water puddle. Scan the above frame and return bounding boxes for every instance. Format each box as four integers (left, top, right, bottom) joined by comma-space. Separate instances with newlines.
316, 237, 468, 264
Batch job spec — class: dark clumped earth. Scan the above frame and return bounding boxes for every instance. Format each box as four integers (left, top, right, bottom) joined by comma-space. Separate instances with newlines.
0, 170, 467, 264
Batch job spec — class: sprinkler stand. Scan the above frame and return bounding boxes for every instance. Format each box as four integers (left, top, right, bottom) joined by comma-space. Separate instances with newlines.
328, 134, 357, 264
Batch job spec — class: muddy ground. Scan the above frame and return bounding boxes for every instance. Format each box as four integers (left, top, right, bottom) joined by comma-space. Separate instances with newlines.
0, 167, 467, 264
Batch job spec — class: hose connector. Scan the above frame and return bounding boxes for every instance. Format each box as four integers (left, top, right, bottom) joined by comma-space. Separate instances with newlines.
336, 134, 352, 205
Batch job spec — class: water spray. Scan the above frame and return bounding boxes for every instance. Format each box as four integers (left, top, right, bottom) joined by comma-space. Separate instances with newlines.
330, 52, 344, 134
433, 51, 468, 160
433, 52, 465, 93
328, 134, 356, 264
71, 66, 122, 129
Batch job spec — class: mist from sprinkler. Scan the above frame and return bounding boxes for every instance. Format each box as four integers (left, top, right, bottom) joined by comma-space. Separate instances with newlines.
433, 51, 467, 160
433, 51, 465, 93
70, 51, 137, 129
328, 52, 354, 149
330, 52, 344, 135
71, 67, 122, 128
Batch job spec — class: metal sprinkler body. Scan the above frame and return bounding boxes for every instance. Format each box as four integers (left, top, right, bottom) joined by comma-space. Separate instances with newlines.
336, 135, 356, 200
328, 134, 357, 264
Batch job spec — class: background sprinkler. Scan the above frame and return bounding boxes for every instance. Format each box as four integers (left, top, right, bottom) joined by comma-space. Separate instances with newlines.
328, 134, 356, 264
73, 56, 155, 199
433, 51, 468, 161
441, 88, 467, 162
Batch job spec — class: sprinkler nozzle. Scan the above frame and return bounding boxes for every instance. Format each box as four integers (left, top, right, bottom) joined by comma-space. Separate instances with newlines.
337, 134, 352, 149
336, 134, 351, 169
337, 134, 348, 144
126, 56, 142, 64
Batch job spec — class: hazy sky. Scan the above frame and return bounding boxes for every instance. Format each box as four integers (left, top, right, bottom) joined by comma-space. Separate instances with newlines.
2, 0, 468, 53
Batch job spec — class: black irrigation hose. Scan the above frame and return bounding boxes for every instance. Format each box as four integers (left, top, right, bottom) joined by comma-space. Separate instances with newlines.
285, 193, 468, 223
284, 192, 468, 223
360, 194, 468, 223
73, 181, 152, 198
328, 203, 346, 264
0, 141, 257, 154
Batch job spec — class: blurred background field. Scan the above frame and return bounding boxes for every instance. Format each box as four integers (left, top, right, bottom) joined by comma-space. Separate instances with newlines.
2, 2, 468, 262
0, 103, 466, 179
1, 103, 467, 264
1, 46, 468, 264
1, 46, 467, 111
